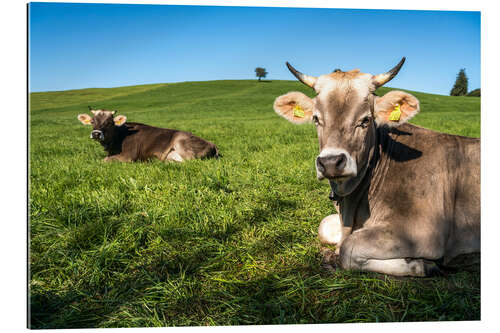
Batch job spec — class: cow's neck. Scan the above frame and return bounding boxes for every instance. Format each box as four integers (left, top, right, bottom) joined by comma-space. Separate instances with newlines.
333, 125, 396, 231
100, 125, 128, 155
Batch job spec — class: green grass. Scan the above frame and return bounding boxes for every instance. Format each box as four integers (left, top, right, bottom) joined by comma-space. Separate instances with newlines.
29, 80, 480, 328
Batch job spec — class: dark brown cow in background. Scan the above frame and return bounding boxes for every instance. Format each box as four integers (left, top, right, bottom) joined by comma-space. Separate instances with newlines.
273, 58, 480, 277
77, 108, 219, 162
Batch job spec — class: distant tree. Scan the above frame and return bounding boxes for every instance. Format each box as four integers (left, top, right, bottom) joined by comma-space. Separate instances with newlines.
255, 67, 268, 81
467, 88, 481, 97
450, 69, 468, 96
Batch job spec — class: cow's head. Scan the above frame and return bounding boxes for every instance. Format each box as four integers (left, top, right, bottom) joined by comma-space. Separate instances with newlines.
77, 108, 127, 142
274, 58, 420, 196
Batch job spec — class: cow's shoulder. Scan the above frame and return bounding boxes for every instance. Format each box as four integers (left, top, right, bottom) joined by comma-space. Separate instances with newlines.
389, 123, 478, 145
387, 123, 454, 144
125, 122, 179, 134
379, 123, 477, 163
124, 122, 152, 130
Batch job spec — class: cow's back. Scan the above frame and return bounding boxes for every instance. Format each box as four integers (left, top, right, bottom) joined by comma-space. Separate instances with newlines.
120, 122, 178, 160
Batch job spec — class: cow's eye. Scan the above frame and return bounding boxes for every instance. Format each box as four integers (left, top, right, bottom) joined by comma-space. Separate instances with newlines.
358, 116, 371, 128
312, 115, 320, 125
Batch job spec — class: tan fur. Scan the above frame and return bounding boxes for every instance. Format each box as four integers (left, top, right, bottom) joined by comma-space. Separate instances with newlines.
314, 73, 373, 101
273, 91, 314, 124
327, 69, 362, 80
91, 109, 115, 116
374, 90, 420, 127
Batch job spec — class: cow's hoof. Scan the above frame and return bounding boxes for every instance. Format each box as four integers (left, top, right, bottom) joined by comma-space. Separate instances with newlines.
320, 247, 340, 273
423, 260, 442, 277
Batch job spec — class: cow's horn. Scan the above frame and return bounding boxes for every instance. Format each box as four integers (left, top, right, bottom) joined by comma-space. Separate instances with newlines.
286, 62, 317, 88
373, 57, 406, 87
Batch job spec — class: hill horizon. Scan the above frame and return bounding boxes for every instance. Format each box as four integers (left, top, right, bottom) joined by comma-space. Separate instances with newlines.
30, 79, 477, 98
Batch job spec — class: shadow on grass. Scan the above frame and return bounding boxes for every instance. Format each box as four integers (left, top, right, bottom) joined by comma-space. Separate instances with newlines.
29, 257, 480, 328
30, 290, 107, 329
29, 190, 479, 328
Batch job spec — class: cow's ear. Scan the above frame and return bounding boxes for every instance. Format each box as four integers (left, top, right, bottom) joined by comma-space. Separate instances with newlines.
113, 115, 127, 126
273, 91, 314, 124
374, 90, 420, 127
77, 113, 92, 125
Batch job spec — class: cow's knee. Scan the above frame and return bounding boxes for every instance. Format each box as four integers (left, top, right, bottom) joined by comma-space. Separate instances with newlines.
338, 235, 366, 270
104, 155, 130, 162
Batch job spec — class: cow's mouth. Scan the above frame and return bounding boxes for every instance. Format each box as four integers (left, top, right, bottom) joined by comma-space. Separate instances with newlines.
316, 171, 353, 183
331, 175, 350, 183
91, 130, 104, 141
317, 172, 353, 184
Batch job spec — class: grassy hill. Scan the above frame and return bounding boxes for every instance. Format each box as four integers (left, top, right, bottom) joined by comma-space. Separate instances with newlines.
29, 80, 480, 328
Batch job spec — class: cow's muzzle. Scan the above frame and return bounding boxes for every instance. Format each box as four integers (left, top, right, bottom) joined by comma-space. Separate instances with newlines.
316, 148, 357, 181
91, 130, 104, 141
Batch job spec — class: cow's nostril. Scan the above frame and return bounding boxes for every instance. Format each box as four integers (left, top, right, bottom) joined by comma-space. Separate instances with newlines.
317, 157, 326, 172
335, 153, 347, 170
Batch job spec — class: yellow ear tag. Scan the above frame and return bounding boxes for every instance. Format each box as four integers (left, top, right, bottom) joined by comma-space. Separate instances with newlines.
293, 105, 305, 118
389, 104, 401, 122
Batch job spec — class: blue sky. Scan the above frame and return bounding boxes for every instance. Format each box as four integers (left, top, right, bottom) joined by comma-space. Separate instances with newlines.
29, 3, 480, 95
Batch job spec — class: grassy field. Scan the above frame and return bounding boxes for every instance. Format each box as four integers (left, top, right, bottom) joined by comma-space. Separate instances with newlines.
29, 80, 480, 328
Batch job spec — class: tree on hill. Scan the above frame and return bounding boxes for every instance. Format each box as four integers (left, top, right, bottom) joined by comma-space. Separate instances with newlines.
255, 67, 268, 81
450, 69, 468, 96
467, 88, 480, 97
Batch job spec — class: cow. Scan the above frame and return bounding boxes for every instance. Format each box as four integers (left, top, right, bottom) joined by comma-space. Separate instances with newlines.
77, 108, 219, 162
273, 58, 480, 277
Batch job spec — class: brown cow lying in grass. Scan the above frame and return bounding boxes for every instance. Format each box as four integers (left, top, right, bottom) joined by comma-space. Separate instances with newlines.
77, 108, 219, 162
274, 58, 480, 277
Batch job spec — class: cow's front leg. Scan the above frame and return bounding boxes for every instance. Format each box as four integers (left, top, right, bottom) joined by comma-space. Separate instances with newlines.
338, 227, 441, 277
103, 155, 131, 162
318, 214, 352, 254
318, 214, 353, 273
